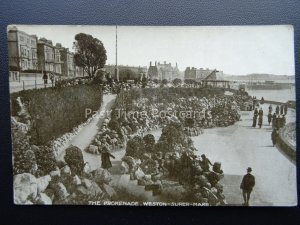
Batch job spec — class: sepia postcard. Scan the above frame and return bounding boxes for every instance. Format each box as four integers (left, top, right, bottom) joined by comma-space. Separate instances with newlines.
8, 25, 296, 206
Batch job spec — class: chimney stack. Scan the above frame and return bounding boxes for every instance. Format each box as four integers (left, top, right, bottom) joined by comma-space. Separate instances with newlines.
150, 61, 152, 66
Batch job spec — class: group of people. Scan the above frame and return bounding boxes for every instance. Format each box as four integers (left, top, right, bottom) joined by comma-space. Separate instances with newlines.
252, 103, 288, 129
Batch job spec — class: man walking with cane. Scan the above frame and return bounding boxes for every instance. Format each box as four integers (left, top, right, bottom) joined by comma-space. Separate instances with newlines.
240, 167, 255, 206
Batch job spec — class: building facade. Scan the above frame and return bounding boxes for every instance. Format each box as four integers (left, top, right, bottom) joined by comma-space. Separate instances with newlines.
184, 67, 223, 81
104, 65, 147, 81
37, 39, 64, 75
7, 26, 38, 71
148, 61, 180, 81
60, 47, 75, 77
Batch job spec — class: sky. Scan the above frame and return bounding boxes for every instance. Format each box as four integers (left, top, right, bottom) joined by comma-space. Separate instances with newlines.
9, 25, 295, 75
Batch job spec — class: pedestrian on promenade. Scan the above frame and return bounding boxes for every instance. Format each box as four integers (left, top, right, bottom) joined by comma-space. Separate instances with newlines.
258, 108, 263, 128
260, 97, 264, 104
252, 108, 258, 127
268, 104, 273, 114
271, 129, 278, 147
280, 104, 284, 115
43, 71, 48, 87
276, 105, 280, 115
282, 114, 286, 127
268, 112, 272, 125
240, 167, 255, 206
284, 104, 288, 115
100, 145, 115, 170
272, 113, 277, 129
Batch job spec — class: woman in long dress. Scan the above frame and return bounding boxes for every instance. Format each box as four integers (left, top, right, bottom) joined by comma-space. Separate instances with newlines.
101, 145, 115, 169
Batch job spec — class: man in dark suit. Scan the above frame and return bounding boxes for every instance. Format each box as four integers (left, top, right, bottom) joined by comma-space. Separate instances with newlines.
240, 167, 255, 206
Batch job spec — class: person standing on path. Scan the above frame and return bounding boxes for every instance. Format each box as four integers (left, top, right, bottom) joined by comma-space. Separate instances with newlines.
268, 104, 273, 114
272, 113, 277, 129
252, 108, 258, 127
271, 129, 278, 147
258, 108, 263, 128
240, 167, 255, 206
100, 145, 115, 170
268, 112, 272, 125
276, 105, 280, 115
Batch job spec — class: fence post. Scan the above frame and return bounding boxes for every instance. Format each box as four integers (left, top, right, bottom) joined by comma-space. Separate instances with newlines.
23, 81, 25, 90
35, 80, 37, 89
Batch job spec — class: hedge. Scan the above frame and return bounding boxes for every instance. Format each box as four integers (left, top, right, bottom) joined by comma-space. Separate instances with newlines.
11, 84, 102, 145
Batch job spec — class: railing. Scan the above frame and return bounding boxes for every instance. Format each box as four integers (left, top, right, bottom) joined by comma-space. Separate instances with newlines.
10, 79, 56, 93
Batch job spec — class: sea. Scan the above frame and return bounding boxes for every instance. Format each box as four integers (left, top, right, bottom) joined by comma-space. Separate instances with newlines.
246, 88, 296, 102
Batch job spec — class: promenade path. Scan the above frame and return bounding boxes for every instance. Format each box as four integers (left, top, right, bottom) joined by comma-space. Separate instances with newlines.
190, 104, 296, 206
57, 94, 117, 164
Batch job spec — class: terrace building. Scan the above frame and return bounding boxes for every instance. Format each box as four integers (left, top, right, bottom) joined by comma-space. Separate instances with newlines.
60, 47, 76, 77
7, 26, 38, 72
37, 39, 64, 75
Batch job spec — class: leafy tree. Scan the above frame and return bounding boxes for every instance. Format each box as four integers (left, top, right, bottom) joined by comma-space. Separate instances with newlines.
162, 79, 168, 85
74, 33, 107, 78
173, 78, 182, 86
119, 69, 137, 81
153, 79, 159, 84
64, 145, 84, 175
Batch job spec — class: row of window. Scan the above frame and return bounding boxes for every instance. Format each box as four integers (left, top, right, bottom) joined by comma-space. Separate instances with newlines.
19, 35, 36, 46
20, 48, 37, 59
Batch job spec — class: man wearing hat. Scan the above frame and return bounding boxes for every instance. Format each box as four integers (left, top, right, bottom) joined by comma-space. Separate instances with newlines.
240, 167, 255, 206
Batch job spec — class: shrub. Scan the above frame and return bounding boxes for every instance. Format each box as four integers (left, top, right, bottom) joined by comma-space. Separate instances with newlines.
143, 134, 155, 153
125, 135, 144, 158
11, 84, 102, 145
34, 146, 57, 176
64, 145, 84, 175
12, 129, 37, 175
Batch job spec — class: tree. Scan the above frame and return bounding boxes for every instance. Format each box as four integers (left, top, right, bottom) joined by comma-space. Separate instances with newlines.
119, 69, 137, 81
162, 79, 168, 85
173, 78, 182, 86
74, 33, 107, 78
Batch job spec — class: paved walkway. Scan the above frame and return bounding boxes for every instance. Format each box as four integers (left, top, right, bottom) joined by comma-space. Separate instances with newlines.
57, 94, 117, 166
190, 104, 296, 206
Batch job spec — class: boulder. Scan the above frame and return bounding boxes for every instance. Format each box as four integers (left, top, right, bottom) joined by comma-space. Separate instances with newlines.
92, 168, 112, 185
14, 173, 38, 204
102, 183, 116, 198
36, 193, 52, 205
82, 178, 92, 189
73, 175, 82, 186
83, 162, 92, 175
76, 181, 103, 197
120, 161, 129, 174
50, 169, 61, 178
134, 167, 145, 180
56, 160, 67, 169
53, 182, 70, 201
61, 165, 72, 176
88, 145, 99, 154
37, 175, 51, 194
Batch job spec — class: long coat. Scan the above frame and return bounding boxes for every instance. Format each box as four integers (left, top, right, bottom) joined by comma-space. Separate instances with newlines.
101, 146, 115, 169
240, 174, 255, 191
